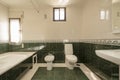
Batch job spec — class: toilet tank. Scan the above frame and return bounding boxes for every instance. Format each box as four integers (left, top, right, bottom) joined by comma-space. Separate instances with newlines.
64, 44, 73, 55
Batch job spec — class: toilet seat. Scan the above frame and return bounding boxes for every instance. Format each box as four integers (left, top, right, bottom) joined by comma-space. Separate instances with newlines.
66, 55, 77, 63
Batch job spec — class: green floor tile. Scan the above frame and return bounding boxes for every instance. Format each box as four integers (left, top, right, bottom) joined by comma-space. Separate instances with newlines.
32, 67, 89, 80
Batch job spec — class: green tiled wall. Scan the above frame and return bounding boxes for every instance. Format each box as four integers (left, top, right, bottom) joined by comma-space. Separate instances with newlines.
73, 43, 120, 80
9, 42, 65, 63
8, 43, 45, 52
23, 43, 45, 48
36, 43, 65, 63
72, 43, 86, 63
8, 44, 22, 51
0, 43, 9, 54
7, 41, 120, 80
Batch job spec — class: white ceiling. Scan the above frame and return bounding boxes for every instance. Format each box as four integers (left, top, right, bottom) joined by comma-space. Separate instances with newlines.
112, 0, 120, 3
0, 0, 85, 8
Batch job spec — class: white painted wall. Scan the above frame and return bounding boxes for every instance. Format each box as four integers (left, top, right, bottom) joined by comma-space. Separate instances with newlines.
0, 3, 9, 43
81, 0, 120, 39
9, 4, 83, 41
112, 2, 120, 32
9, 0, 120, 41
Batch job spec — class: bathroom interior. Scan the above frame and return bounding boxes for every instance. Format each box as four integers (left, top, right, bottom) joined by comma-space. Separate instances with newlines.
0, 0, 120, 80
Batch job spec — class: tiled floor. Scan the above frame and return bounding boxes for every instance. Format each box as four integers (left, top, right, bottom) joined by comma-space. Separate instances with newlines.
21, 63, 101, 80
32, 67, 89, 80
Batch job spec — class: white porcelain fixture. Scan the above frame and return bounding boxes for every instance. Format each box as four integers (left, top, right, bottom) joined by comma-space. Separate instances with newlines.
95, 49, 120, 65
0, 52, 35, 75
95, 49, 120, 80
64, 44, 78, 69
44, 54, 55, 70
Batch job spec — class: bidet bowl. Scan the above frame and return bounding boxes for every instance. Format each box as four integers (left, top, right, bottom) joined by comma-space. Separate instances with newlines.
44, 54, 55, 62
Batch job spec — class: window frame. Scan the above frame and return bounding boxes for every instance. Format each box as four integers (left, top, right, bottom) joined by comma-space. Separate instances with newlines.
53, 7, 66, 21
9, 18, 22, 44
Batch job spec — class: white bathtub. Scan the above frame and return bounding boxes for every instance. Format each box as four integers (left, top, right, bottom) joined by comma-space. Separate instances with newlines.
0, 52, 35, 75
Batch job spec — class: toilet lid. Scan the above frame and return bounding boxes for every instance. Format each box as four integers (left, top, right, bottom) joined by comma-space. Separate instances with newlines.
66, 55, 77, 61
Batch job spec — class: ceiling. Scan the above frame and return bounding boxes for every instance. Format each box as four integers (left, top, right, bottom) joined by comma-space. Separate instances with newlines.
112, 0, 120, 3
0, 0, 85, 9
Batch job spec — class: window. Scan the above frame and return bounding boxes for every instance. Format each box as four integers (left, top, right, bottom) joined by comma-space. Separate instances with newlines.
100, 10, 109, 20
9, 18, 22, 44
100, 10, 106, 20
53, 7, 66, 21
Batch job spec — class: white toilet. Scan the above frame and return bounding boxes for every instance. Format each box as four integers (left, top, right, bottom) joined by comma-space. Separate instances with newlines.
64, 44, 78, 70
44, 54, 55, 70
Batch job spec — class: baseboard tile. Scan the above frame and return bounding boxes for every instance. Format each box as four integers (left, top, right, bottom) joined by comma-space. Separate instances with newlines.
37, 63, 66, 67
80, 63, 101, 80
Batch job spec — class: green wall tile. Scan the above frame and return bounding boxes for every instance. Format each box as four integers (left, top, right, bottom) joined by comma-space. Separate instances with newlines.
73, 43, 119, 80
0, 43, 9, 54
